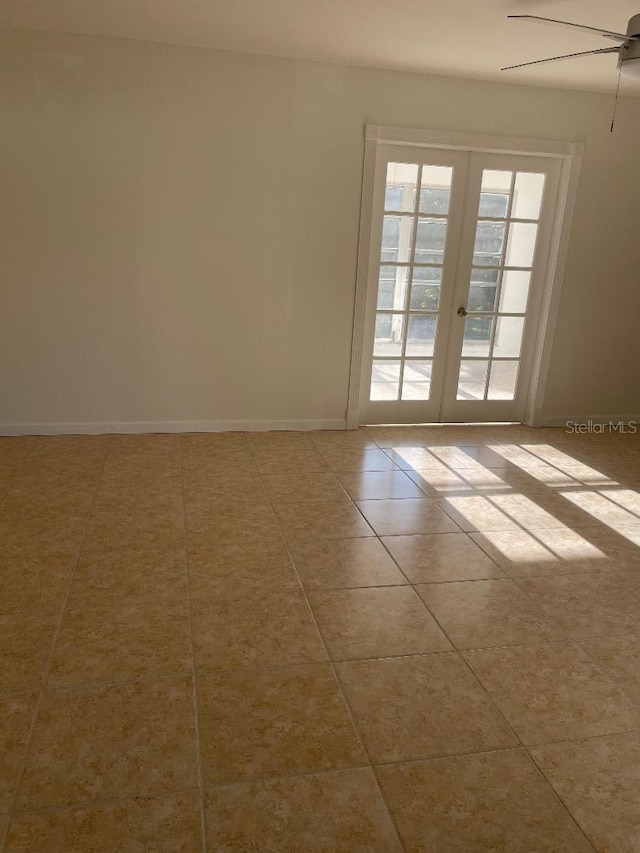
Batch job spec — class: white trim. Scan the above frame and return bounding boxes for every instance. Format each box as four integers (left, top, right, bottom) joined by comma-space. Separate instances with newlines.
523, 150, 584, 426
346, 134, 378, 431
348, 124, 585, 428
541, 414, 640, 427
0, 419, 347, 436
365, 125, 582, 158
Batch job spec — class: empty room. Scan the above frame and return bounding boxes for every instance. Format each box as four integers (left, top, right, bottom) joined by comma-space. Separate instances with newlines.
1, 1, 640, 851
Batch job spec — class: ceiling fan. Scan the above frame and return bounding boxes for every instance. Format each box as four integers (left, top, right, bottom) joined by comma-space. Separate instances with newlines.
502, 13, 640, 78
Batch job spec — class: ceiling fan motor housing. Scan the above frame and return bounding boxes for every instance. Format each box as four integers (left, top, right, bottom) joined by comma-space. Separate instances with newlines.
620, 14, 640, 78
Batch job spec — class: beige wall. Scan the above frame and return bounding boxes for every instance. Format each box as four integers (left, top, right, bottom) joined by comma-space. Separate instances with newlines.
1, 29, 639, 431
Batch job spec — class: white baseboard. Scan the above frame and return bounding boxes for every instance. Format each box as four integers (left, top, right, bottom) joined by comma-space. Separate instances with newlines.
0, 418, 347, 436
541, 414, 640, 428
3, 414, 637, 436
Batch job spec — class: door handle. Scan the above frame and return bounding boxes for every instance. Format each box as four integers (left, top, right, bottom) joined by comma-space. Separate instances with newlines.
457, 306, 468, 317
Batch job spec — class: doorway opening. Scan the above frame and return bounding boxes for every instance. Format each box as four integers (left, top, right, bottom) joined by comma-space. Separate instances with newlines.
348, 126, 582, 428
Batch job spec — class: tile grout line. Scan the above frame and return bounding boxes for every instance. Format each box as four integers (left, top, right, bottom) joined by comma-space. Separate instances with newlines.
1, 429, 637, 848
396, 522, 601, 851
246, 435, 409, 853
408, 553, 601, 852
262, 431, 633, 853
0, 440, 41, 850
179, 433, 209, 853
0, 439, 108, 853
365, 435, 600, 852
0, 438, 37, 511
8, 785, 201, 819
6, 623, 640, 696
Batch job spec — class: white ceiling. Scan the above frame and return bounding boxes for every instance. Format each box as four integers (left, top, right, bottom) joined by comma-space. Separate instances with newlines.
1, 0, 639, 95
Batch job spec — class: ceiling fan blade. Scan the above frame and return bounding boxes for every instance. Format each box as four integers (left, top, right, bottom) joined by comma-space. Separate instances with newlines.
502, 46, 620, 71
507, 15, 636, 42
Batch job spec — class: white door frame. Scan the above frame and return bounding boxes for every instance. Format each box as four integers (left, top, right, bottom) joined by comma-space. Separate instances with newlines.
346, 125, 584, 429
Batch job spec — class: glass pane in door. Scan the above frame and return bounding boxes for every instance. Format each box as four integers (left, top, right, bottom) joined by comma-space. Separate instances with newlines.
402, 360, 433, 399
370, 360, 401, 400
487, 361, 519, 400
457, 361, 489, 400
385, 163, 418, 212
455, 169, 546, 403
369, 160, 454, 402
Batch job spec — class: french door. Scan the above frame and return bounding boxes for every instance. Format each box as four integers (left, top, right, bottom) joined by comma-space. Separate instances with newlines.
357, 143, 562, 424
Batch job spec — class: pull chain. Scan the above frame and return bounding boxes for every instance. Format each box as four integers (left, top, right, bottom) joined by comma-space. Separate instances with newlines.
610, 62, 623, 133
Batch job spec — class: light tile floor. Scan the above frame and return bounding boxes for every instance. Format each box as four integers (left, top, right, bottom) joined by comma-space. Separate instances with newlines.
0, 425, 639, 851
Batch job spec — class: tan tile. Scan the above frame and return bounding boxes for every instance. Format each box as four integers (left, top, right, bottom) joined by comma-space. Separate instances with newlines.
252, 448, 330, 475
517, 573, 640, 638
5, 790, 203, 852
0, 553, 75, 614
336, 654, 516, 764
188, 541, 299, 599
180, 431, 248, 452
318, 447, 398, 472
472, 444, 547, 470
549, 490, 640, 528
416, 579, 564, 650
470, 528, 619, 577
68, 548, 188, 608
25, 437, 106, 474
382, 533, 504, 583
311, 431, 379, 451
481, 493, 586, 530
335, 470, 425, 500
101, 455, 181, 480
532, 732, 640, 853
356, 499, 460, 536
82, 508, 185, 552
289, 538, 406, 590
0, 511, 87, 557
0, 437, 36, 470
599, 487, 640, 517
182, 471, 267, 507
424, 446, 492, 470
383, 447, 446, 470
464, 642, 640, 745
205, 768, 401, 852
274, 500, 373, 542
20, 456, 103, 481
496, 464, 585, 491
309, 587, 451, 660
93, 476, 182, 512
0, 612, 58, 692
377, 749, 592, 853
93, 476, 183, 513
191, 592, 326, 669
49, 601, 191, 687
0, 693, 37, 814
246, 432, 316, 451
28, 435, 106, 459
581, 634, 640, 702
407, 465, 510, 496
585, 524, 640, 555
17, 676, 198, 808
186, 502, 282, 546
105, 433, 180, 455
436, 496, 522, 532
197, 664, 365, 785
2, 473, 97, 516
453, 445, 527, 468
261, 472, 347, 503
181, 453, 257, 477
365, 426, 454, 448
